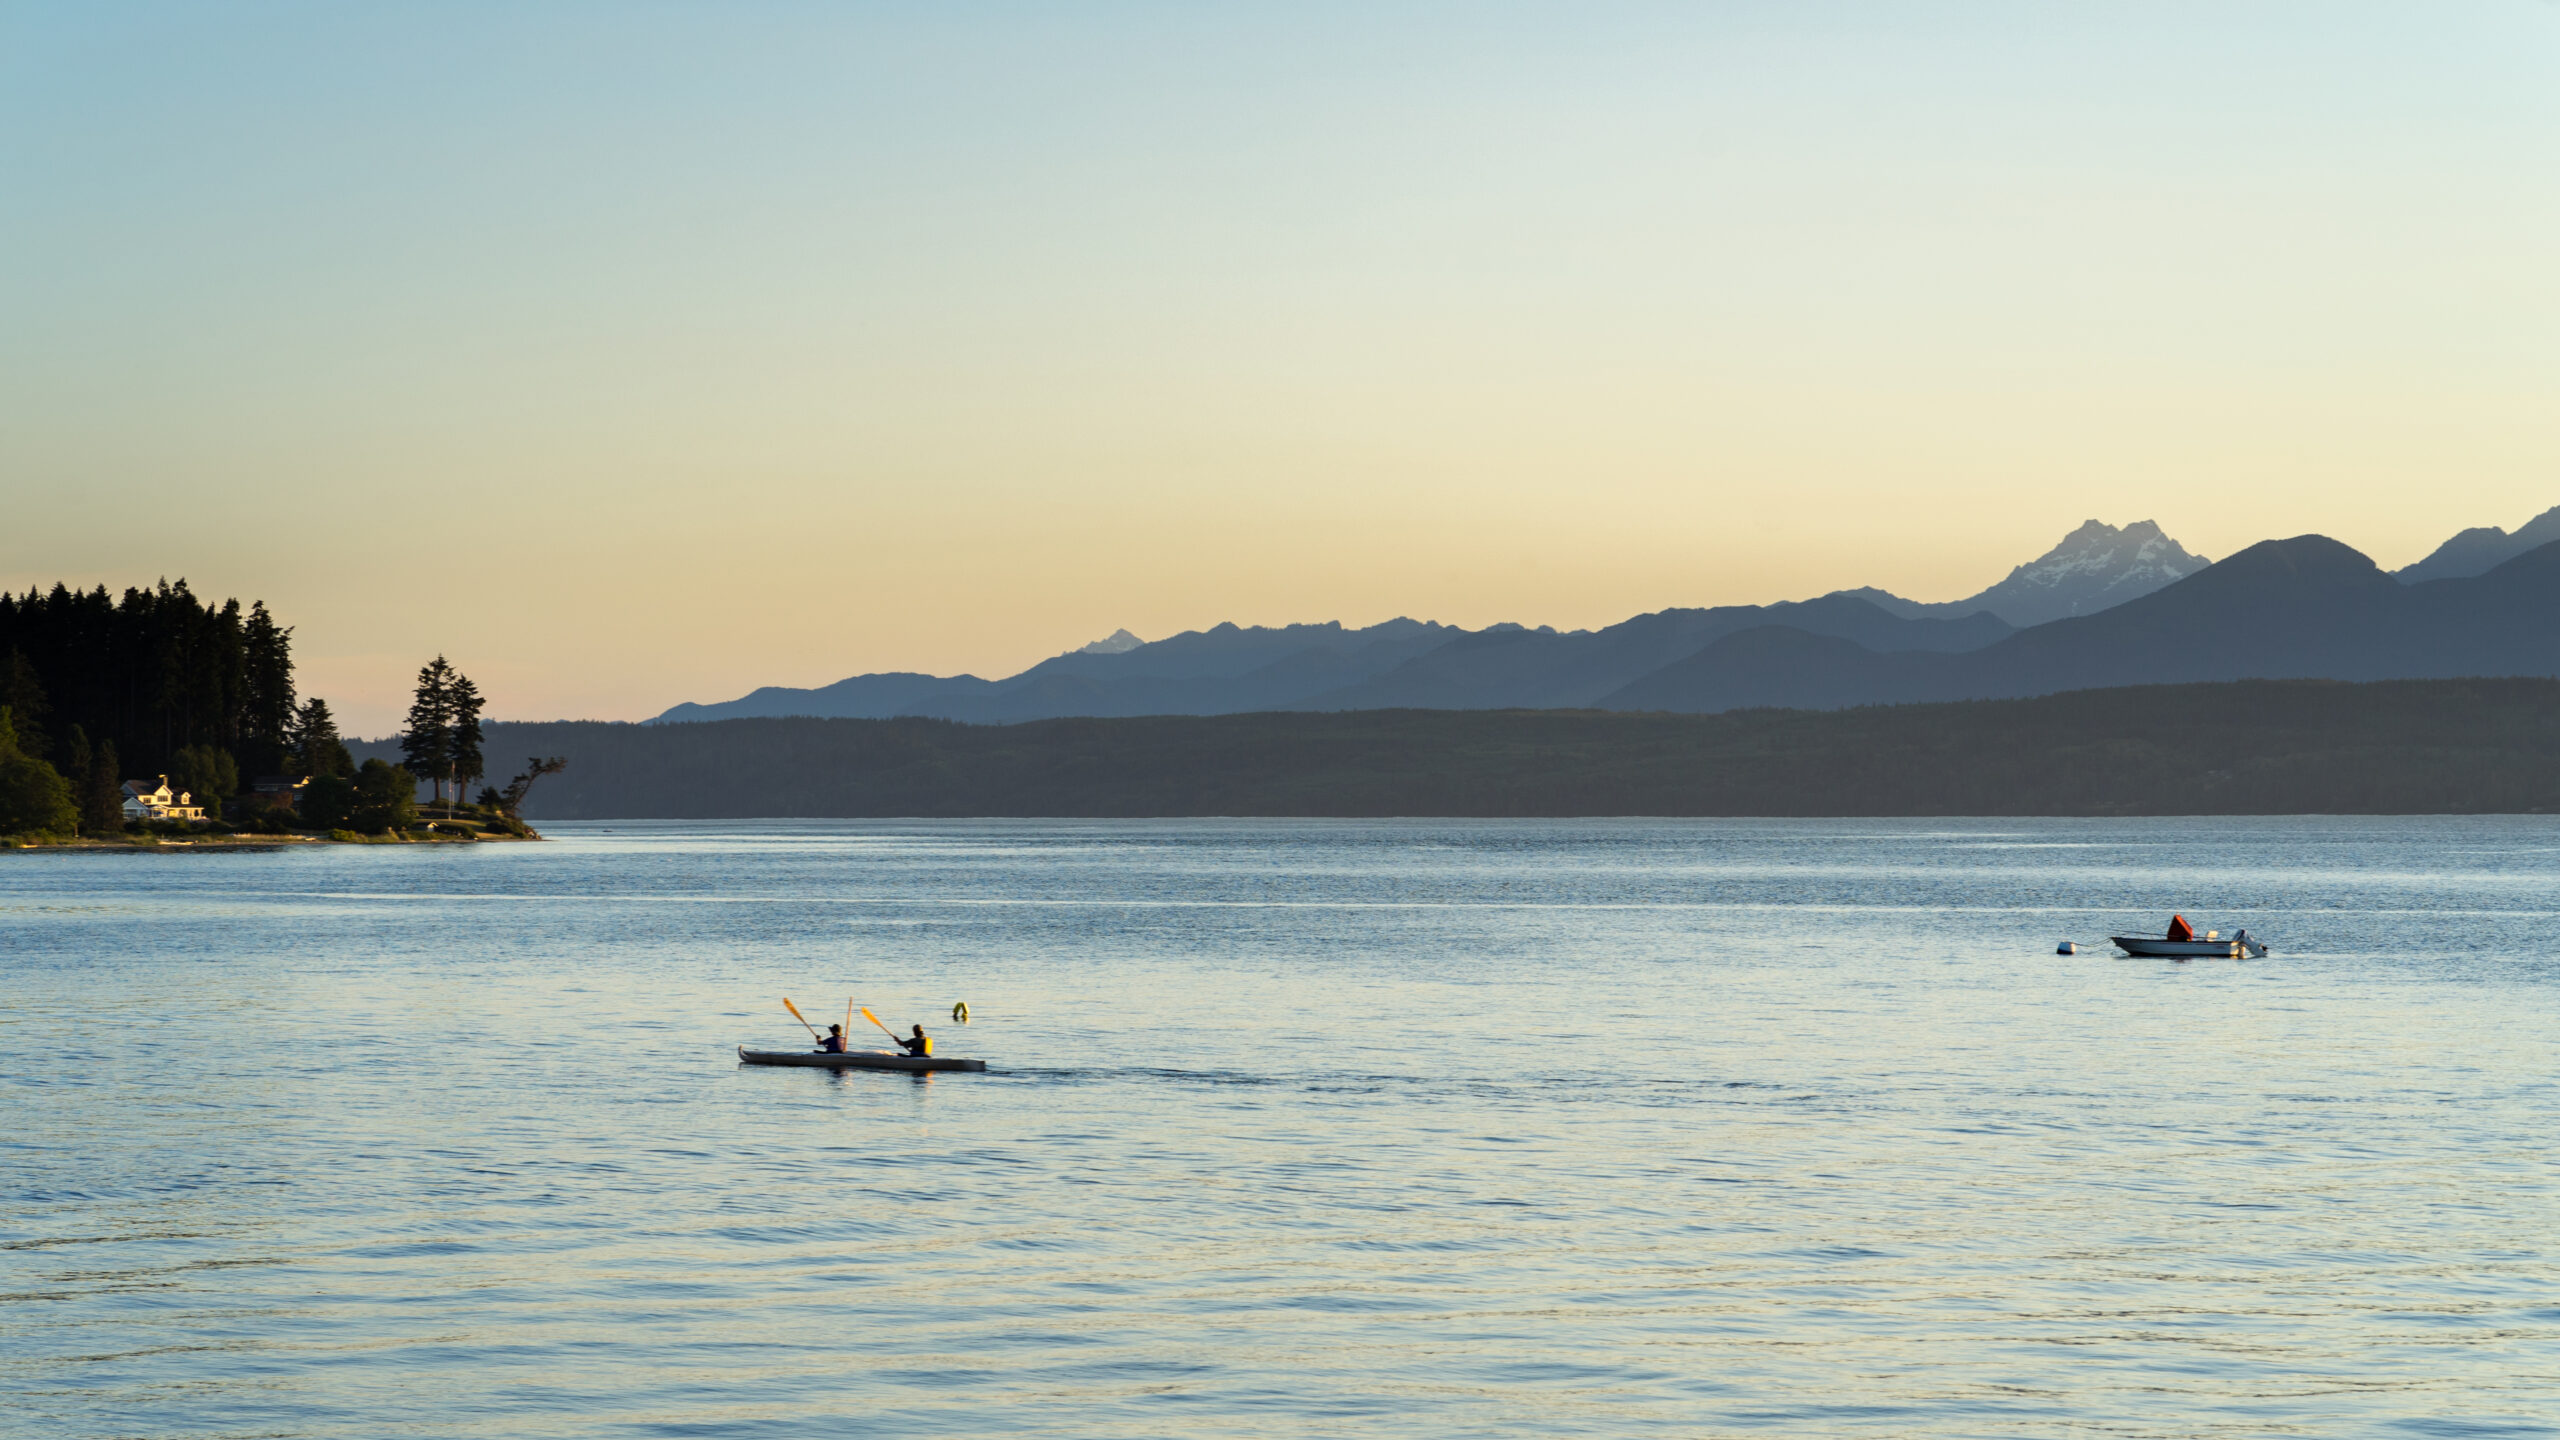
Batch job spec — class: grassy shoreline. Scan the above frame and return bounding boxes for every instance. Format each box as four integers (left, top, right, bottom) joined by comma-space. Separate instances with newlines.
2, 817, 543, 849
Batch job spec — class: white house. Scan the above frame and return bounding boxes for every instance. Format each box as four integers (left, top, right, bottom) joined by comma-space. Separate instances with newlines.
122, 776, 206, 822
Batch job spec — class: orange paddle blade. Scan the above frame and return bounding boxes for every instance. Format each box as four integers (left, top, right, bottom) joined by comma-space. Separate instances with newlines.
860, 1006, 897, 1038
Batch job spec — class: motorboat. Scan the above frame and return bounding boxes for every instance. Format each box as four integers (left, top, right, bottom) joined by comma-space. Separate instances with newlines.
2111, 928, 2267, 959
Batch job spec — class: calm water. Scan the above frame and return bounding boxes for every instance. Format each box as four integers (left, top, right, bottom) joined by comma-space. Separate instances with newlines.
3, 818, 2556, 1438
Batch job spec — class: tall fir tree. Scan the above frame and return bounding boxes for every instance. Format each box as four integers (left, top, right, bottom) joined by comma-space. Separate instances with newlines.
1, 650, 49, 760
400, 657, 458, 806
447, 673, 486, 812
291, 698, 354, 778
238, 602, 296, 775
84, 738, 123, 835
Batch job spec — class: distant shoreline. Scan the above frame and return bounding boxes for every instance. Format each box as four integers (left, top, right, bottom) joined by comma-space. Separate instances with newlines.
356, 677, 2560, 820
3, 826, 543, 852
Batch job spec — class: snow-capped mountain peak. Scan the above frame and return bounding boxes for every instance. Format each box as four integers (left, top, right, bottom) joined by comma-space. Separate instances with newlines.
1836, 519, 2209, 628
1973, 519, 2210, 626
1076, 628, 1145, 655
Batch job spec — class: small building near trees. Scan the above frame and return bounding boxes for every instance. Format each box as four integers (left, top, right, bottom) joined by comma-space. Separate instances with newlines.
121, 777, 207, 822
249, 775, 311, 813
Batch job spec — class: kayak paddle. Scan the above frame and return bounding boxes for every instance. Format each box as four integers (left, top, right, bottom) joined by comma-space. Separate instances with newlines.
782, 997, 821, 1042
860, 1005, 900, 1044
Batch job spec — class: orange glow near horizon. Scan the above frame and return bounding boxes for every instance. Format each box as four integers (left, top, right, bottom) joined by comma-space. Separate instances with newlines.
5, 4, 2556, 731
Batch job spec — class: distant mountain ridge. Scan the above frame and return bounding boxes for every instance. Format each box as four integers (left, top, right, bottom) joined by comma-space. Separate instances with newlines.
651, 510, 2560, 726
1280, 596, 2008, 712
652, 600, 2014, 725
1605, 534, 2560, 713
653, 619, 1476, 725
2395, 504, 2560, 585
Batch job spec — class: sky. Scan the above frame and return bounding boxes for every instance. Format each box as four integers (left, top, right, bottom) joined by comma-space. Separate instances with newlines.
4, 2, 2557, 732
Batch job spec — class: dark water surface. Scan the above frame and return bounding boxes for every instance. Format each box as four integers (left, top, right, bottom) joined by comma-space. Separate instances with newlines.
4, 818, 2555, 1437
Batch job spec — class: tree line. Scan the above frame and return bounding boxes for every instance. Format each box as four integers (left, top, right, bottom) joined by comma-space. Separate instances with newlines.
0, 581, 358, 835
0, 581, 557, 839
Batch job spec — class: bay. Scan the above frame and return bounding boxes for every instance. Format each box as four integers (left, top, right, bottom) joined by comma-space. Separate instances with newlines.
3, 818, 2555, 1437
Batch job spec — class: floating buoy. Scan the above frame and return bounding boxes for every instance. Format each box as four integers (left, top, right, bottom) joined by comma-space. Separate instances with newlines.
951, 1001, 970, 1023
2056, 941, 2077, 955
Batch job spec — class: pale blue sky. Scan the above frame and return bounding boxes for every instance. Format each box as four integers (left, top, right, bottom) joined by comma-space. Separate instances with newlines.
5, 3, 2556, 726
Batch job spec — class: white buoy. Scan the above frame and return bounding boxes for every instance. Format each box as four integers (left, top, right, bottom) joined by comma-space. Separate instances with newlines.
2056, 941, 2077, 955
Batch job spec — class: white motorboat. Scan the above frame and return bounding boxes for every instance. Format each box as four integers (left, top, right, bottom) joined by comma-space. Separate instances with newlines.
2111, 928, 2267, 958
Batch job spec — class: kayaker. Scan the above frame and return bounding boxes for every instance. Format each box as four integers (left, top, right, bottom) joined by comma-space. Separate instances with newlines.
2165, 914, 2195, 942
896, 1024, 932, 1058
817, 1024, 848, 1054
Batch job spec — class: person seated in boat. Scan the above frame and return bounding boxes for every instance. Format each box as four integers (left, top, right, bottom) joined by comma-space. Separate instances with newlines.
816, 1024, 847, 1054
2164, 914, 2195, 942
896, 1024, 932, 1058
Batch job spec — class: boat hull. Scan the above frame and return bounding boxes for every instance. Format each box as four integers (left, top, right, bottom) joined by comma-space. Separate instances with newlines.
738, 1047, 988, 1073
2110, 936, 2266, 958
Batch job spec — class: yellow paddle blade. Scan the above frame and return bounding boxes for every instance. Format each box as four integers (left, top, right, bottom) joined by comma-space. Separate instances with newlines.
860, 1006, 897, 1038
783, 997, 810, 1024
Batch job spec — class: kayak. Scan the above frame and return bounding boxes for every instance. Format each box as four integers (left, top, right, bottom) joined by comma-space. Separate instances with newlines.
738, 1047, 988, 1073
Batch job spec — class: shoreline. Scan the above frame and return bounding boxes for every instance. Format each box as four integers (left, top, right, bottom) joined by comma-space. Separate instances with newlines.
3, 829, 544, 852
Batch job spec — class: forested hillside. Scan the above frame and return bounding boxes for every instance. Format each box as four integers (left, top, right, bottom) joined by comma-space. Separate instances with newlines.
1, 581, 297, 773
0, 580, 358, 834
391, 678, 2560, 819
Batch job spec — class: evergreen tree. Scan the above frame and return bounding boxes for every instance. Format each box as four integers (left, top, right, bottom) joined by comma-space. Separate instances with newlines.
447, 673, 486, 812
401, 657, 457, 806
62, 726, 91, 800
239, 602, 296, 775
292, 698, 354, 778
1, 650, 49, 760
84, 738, 124, 835
0, 706, 77, 837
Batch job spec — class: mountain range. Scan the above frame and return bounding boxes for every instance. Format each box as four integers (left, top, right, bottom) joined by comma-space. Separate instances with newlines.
1606, 534, 2560, 712
653, 508, 2560, 725
2394, 504, 2560, 585
1842, 517, 2209, 627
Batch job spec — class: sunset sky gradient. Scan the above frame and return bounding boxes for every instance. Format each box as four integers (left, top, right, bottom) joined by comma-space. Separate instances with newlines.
6, 2, 2556, 730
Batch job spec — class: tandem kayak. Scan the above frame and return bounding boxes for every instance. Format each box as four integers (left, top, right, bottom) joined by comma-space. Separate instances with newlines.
738, 1047, 989, 1073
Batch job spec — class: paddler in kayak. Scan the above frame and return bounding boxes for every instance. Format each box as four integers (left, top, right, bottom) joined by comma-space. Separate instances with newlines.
896, 1024, 933, 1058
816, 1024, 848, 1054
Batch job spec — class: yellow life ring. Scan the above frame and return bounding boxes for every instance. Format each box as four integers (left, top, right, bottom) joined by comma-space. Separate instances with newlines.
951, 1001, 970, 1024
